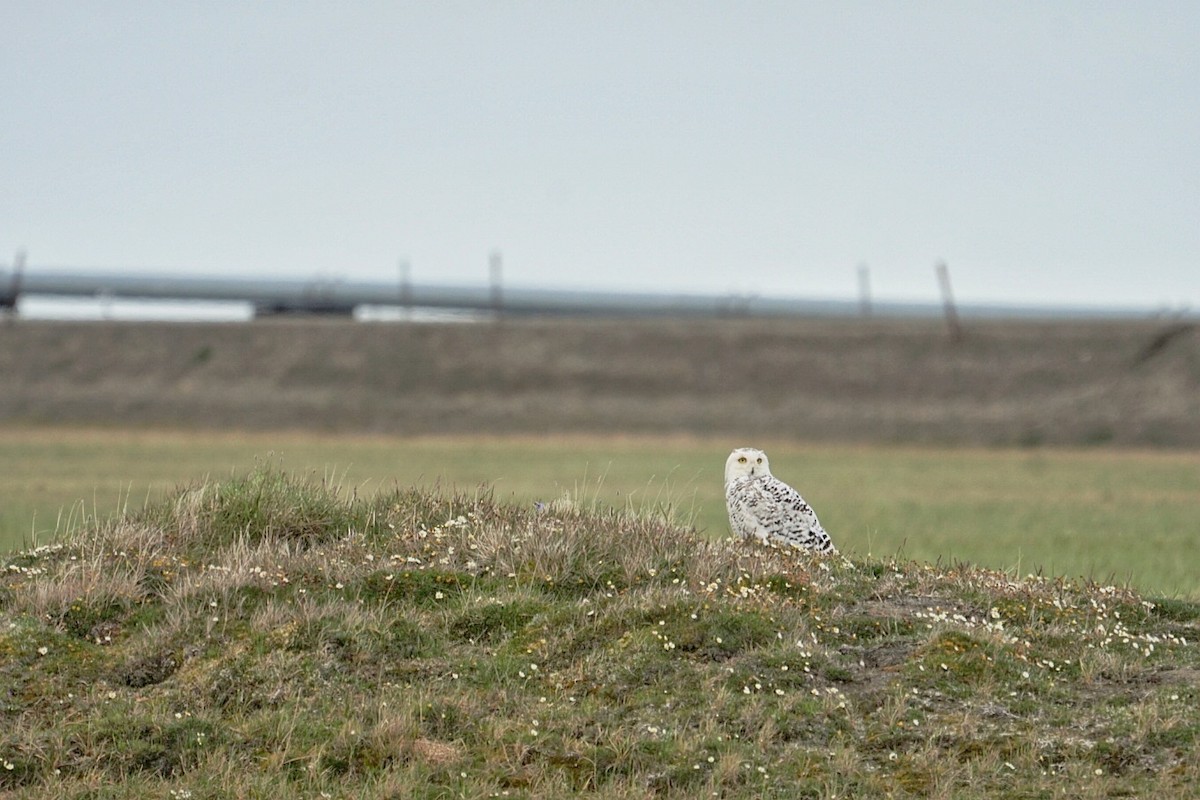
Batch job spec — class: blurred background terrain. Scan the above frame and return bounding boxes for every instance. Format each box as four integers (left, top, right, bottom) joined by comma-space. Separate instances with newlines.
2, 317, 1197, 447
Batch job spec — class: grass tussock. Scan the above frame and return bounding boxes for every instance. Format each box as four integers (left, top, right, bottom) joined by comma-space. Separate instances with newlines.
3, 467, 1199, 799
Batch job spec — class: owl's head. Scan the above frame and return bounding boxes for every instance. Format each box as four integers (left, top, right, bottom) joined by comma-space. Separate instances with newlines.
725, 447, 771, 484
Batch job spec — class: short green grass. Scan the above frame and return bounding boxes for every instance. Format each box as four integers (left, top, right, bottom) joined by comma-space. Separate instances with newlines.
2, 469, 1198, 798
2, 426, 1199, 598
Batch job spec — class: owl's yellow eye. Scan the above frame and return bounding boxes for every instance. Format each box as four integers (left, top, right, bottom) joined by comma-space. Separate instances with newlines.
756, 458, 763, 464
737, 456, 747, 463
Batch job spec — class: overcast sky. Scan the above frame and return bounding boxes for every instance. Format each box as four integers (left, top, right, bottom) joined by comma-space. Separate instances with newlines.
3, 2, 1198, 310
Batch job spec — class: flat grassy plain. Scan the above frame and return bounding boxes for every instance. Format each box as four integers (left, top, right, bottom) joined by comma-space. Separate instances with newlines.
3, 426, 1198, 598
5, 317, 1199, 447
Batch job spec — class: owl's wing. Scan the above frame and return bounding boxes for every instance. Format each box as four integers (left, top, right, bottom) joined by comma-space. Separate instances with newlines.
752, 476, 836, 553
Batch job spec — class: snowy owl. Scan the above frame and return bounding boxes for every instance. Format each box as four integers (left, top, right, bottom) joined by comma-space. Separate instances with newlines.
724, 447, 835, 553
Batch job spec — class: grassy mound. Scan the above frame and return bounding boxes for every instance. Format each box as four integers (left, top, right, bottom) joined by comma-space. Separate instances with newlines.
2, 469, 1199, 799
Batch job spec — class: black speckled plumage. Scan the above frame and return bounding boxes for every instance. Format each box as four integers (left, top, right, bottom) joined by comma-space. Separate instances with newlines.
724, 447, 835, 554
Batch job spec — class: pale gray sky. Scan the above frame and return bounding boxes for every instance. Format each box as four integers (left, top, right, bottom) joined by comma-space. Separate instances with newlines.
3, 2, 1198, 309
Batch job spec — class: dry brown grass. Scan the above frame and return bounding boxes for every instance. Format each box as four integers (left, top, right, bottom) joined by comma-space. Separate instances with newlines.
2, 317, 1198, 446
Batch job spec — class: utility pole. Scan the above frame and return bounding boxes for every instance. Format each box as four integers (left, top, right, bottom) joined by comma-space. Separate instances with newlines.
857, 263, 871, 317
2, 249, 27, 319
396, 258, 413, 321
398, 259, 412, 307
935, 260, 963, 343
489, 250, 503, 315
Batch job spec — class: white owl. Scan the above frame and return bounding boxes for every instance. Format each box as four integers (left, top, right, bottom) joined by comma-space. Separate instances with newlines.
724, 447, 835, 553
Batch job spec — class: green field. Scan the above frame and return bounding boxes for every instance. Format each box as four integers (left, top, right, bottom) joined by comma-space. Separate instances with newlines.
3, 426, 1198, 598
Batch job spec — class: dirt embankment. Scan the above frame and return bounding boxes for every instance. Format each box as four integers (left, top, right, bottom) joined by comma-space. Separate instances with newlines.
1, 317, 1197, 447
